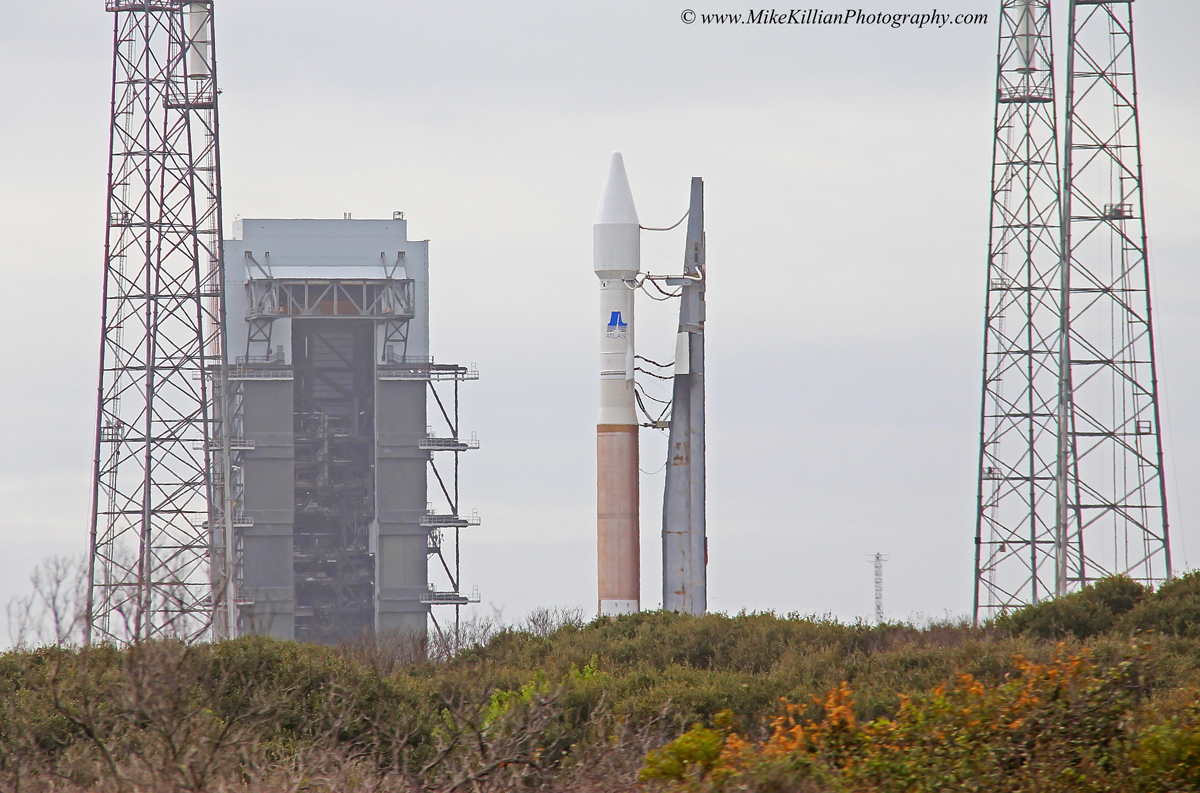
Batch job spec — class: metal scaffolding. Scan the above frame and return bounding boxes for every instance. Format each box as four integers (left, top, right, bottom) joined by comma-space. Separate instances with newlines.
86, 0, 229, 643
422, 362, 482, 647
974, 0, 1066, 619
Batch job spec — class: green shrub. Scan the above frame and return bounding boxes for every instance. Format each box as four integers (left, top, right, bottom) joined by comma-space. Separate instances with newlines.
1120, 571, 1200, 639
640, 722, 726, 783
1133, 709, 1200, 791
996, 575, 1148, 639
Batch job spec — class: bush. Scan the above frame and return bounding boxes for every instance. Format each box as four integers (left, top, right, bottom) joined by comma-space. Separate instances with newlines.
645, 648, 1157, 793
1120, 571, 1200, 639
640, 719, 727, 784
996, 576, 1148, 640
1, 599, 1198, 790
1133, 709, 1200, 791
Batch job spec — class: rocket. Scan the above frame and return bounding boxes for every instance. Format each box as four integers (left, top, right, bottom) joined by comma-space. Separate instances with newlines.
594, 152, 640, 617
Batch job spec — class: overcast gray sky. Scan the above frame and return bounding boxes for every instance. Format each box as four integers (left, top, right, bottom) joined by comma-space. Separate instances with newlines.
1, 1, 1198, 635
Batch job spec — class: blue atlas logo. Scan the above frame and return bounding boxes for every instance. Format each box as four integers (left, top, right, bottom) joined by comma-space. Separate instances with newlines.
606, 311, 628, 338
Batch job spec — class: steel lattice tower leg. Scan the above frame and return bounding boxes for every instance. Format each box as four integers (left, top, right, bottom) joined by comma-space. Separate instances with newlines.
1061, 0, 1170, 590
86, 0, 230, 644
974, 0, 1065, 622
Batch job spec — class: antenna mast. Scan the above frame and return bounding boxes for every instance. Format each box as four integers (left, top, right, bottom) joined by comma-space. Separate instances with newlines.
873, 553, 888, 623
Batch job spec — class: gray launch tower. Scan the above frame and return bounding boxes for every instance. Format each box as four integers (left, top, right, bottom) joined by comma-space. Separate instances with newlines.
222, 217, 477, 642
661, 179, 706, 615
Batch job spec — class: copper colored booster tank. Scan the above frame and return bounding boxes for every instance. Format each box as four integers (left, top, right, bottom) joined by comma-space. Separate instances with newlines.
594, 152, 640, 617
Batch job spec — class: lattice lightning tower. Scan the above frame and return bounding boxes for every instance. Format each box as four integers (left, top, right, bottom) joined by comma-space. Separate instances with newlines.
975, 0, 1172, 622
974, 0, 1066, 619
1059, 0, 1170, 592
86, 0, 230, 643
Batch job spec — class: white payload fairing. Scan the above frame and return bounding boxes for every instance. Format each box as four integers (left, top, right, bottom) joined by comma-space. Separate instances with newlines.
594, 152, 640, 617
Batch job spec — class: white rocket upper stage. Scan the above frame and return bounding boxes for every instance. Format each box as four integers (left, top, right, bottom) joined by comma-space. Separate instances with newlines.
593, 152, 640, 279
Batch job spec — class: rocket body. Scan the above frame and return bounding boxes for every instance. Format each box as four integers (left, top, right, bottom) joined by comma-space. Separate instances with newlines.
594, 152, 640, 617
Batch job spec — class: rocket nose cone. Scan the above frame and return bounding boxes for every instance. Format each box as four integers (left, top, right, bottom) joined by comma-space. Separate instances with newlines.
594, 151, 640, 226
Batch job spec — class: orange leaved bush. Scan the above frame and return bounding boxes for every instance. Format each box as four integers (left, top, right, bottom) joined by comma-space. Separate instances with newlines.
642, 646, 1200, 792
